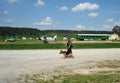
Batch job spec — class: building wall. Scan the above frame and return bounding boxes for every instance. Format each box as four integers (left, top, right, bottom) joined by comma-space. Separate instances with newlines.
77, 34, 110, 41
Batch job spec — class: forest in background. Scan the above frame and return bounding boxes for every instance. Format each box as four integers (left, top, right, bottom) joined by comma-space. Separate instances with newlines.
0, 26, 114, 38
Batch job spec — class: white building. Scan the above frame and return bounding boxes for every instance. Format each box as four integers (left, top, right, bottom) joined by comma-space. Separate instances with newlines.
22, 37, 27, 40
109, 33, 119, 40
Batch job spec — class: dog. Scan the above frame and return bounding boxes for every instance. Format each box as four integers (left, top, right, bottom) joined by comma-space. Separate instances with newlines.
59, 50, 74, 58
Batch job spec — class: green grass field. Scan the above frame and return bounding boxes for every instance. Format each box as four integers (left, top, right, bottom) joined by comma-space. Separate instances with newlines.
0, 41, 120, 50
0, 39, 120, 49
0, 43, 120, 49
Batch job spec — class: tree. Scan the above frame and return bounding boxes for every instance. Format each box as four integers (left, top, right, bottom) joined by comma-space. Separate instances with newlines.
112, 26, 120, 36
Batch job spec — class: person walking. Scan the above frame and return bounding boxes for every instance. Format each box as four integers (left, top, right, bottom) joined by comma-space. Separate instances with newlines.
66, 37, 73, 57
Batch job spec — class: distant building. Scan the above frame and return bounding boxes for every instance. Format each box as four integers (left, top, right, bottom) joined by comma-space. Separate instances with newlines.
63, 37, 67, 41
109, 33, 119, 40
77, 33, 120, 41
22, 37, 26, 40
29, 37, 33, 40
77, 34, 110, 41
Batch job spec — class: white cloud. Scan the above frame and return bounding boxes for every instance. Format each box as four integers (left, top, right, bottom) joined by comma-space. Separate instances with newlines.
76, 24, 86, 29
106, 19, 114, 22
8, 0, 18, 3
35, 0, 45, 6
102, 25, 111, 29
3, 10, 9, 14
72, 2, 99, 12
4, 18, 14, 24
59, 6, 68, 11
114, 21, 120, 26
34, 17, 53, 26
88, 12, 98, 17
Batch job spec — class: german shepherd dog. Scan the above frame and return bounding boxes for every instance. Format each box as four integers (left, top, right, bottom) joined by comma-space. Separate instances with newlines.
59, 50, 74, 58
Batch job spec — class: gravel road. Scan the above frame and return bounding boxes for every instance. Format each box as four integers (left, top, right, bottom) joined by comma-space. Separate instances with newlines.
0, 49, 120, 82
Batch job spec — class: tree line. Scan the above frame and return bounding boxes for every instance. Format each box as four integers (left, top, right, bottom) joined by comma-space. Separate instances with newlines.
0, 26, 119, 38
0, 26, 40, 37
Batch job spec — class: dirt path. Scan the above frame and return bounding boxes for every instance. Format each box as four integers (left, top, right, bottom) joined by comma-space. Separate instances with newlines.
0, 49, 120, 82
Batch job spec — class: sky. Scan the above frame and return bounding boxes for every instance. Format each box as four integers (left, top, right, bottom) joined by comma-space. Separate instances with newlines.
0, 0, 120, 31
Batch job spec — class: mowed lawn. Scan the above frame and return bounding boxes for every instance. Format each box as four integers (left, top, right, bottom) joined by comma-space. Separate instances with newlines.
0, 39, 120, 49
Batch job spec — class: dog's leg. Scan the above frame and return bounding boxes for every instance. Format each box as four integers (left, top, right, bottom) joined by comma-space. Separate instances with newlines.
70, 53, 74, 58
63, 53, 67, 59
